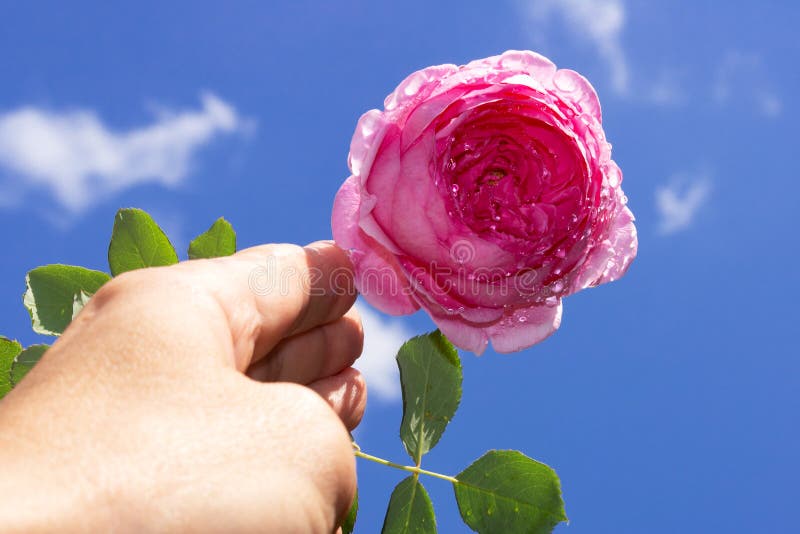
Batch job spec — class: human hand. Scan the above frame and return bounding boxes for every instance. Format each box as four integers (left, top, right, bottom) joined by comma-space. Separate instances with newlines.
0, 242, 365, 533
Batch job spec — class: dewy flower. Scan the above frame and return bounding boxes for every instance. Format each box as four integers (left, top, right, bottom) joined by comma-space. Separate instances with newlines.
332, 50, 637, 354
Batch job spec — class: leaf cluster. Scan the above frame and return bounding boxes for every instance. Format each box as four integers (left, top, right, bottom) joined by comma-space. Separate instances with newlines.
347, 332, 567, 534
1, 209, 236, 401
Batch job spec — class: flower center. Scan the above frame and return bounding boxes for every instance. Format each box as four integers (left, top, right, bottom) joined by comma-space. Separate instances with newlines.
436, 99, 588, 261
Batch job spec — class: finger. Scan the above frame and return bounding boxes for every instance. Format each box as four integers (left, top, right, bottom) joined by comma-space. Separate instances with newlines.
246, 306, 364, 384
308, 367, 367, 431
181, 240, 357, 370
236, 241, 357, 364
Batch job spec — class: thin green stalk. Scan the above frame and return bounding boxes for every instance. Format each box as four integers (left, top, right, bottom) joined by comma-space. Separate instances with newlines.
353, 449, 458, 484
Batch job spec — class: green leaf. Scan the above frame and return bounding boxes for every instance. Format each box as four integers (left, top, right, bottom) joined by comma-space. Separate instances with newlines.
341, 487, 358, 534
381, 476, 437, 534
108, 208, 179, 276
397, 330, 462, 463
188, 217, 237, 259
72, 290, 93, 318
0, 337, 23, 399
10, 344, 49, 386
23, 265, 111, 335
453, 450, 567, 534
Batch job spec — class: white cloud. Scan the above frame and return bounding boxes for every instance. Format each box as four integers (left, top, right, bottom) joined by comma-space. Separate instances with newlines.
757, 91, 783, 118
655, 175, 712, 235
713, 52, 783, 119
353, 301, 412, 402
0, 93, 249, 212
644, 68, 688, 106
523, 0, 629, 94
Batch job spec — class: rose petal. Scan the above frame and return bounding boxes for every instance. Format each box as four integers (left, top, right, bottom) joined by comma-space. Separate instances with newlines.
552, 69, 602, 120
398, 259, 508, 322
572, 201, 637, 291
461, 50, 557, 87
367, 131, 451, 261
426, 299, 562, 355
486, 301, 563, 353
357, 125, 405, 255
427, 311, 490, 355
384, 63, 459, 117
401, 85, 475, 149
367, 130, 516, 271
349, 110, 388, 178
497, 50, 557, 81
331, 175, 419, 315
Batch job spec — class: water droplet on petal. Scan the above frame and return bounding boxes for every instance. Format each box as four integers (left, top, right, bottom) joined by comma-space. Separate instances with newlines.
518, 315, 528, 323
606, 165, 622, 188
402, 76, 422, 96
554, 69, 578, 92
451, 184, 460, 194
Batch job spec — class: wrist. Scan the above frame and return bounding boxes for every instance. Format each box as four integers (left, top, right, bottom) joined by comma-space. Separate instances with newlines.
0, 400, 116, 532
0, 454, 113, 532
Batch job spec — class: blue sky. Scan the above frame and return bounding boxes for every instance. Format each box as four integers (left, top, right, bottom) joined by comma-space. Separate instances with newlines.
1, 1, 798, 532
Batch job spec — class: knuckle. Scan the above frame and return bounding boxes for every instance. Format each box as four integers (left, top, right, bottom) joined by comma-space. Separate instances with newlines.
90, 266, 187, 311
287, 382, 333, 418
91, 270, 146, 305
349, 315, 365, 357
237, 243, 305, 262
286, 383, 351, 443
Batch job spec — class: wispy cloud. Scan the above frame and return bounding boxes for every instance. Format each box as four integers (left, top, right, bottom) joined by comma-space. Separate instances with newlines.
353, 301, 412, 402
518, 4, 785, 118
644, 68, 688, 106
713, 51, 783, 118
521, 0, 629, 94
655, 174, 712, 235
758, 92, 783, 118
0, 93, 250, 212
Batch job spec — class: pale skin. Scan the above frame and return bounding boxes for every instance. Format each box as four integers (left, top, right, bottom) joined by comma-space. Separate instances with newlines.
0, 241, 366, 533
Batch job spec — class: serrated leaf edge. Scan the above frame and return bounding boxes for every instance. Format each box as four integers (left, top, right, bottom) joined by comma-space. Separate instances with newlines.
453, 450, 568, 530
9, 344, 49, 387
188, 217, 236, 260
108, 208, 178, 276
397, 330, 463, 464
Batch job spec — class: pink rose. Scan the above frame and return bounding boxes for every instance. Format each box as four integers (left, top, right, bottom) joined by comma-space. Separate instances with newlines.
332, 50, 637, 354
